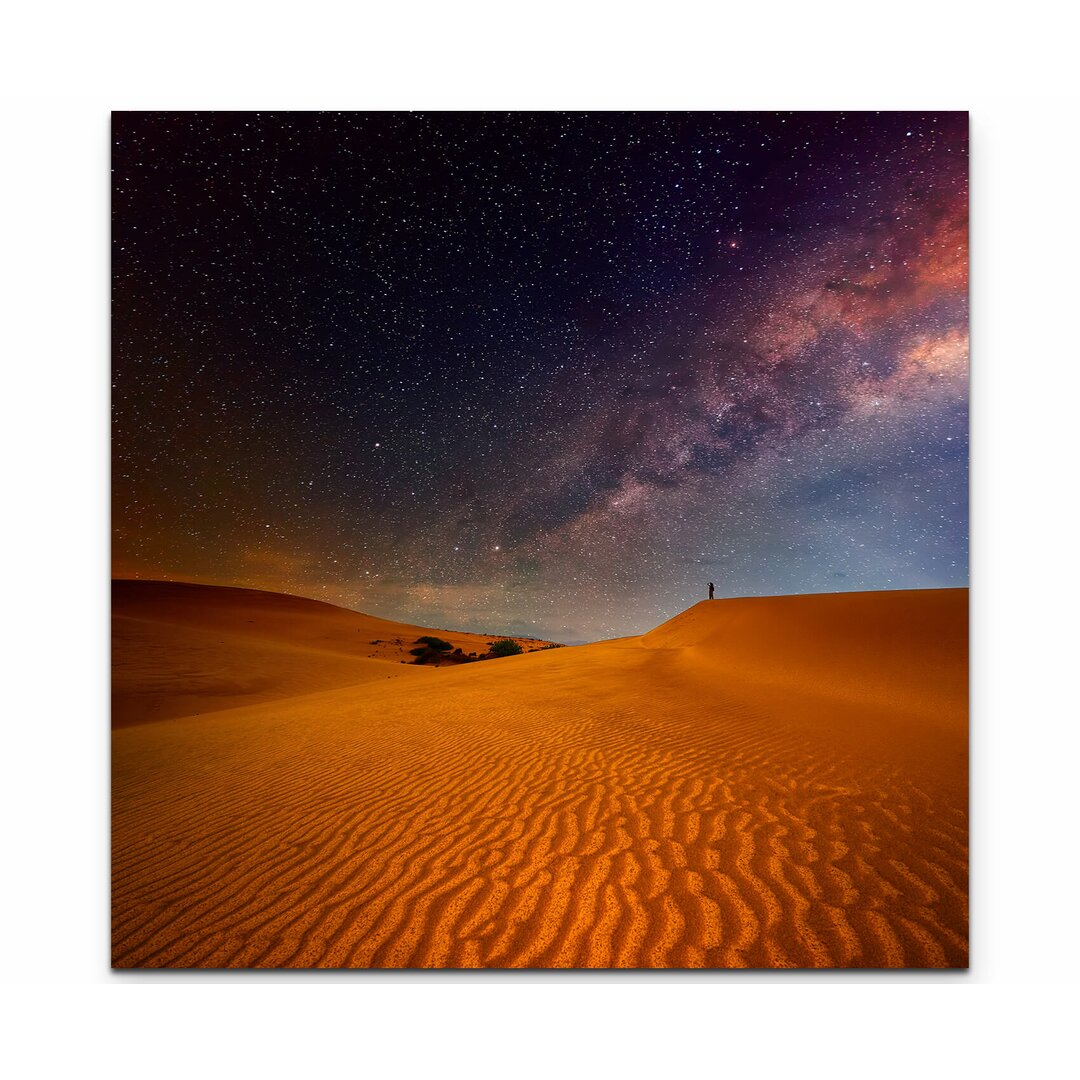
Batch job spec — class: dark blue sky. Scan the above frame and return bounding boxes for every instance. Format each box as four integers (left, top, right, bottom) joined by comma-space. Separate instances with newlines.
113, 112, 968, 642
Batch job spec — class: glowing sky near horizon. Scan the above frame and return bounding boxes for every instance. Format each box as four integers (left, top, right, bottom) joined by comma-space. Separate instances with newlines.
113, 112, 968, 643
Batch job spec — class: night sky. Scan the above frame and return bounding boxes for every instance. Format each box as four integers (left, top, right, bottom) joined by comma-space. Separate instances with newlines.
113, 112, 968, 644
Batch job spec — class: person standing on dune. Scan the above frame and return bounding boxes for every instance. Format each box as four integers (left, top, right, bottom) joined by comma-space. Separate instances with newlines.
708, 582, 715, 600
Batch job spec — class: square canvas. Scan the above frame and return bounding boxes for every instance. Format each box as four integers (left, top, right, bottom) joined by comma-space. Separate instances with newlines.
112, 111, 968, 969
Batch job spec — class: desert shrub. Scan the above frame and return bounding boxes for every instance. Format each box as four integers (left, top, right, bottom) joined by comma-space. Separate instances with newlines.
489, 639, 523, 657
415, 636, 452, 652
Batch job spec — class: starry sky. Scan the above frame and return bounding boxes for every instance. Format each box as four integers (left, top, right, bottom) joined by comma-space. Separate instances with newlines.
113, 112, 968, 644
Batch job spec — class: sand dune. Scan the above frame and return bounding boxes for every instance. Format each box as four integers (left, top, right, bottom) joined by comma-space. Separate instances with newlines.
112, 585, 968, 968
112, 580, 553, 726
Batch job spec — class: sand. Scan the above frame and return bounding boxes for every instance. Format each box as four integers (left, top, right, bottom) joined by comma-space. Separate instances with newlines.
112, 583, 968, 968
112, 580, 553, 727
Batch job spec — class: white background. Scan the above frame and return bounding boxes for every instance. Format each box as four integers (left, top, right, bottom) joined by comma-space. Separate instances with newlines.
2, 1, 1078, 1076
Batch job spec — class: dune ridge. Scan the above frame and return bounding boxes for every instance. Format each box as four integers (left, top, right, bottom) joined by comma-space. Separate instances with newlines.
112, 585, 968, 968
112, 580, 554, 727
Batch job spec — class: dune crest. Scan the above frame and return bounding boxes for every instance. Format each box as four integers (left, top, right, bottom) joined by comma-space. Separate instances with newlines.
113, 586, 968, 968
112, 580, 554, 727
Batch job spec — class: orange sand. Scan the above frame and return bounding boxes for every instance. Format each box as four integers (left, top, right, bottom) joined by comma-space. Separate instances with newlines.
112, 583, 968, 968
112, 580, 553, 727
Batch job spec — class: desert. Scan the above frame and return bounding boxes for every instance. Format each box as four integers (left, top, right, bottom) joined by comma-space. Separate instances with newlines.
113, 581, 967, 968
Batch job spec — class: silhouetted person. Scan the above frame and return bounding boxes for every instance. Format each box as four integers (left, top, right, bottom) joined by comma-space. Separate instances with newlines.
708, 582, 715, 600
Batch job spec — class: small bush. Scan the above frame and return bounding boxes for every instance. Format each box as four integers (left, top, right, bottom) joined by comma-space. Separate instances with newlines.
415, 636, 452, 652
489, 639, 523, 658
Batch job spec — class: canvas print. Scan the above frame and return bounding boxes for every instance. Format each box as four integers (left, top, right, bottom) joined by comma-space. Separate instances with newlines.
112, 112, 968, 969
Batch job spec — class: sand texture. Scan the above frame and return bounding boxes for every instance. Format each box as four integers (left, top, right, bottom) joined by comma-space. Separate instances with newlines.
113, 583, 968, 968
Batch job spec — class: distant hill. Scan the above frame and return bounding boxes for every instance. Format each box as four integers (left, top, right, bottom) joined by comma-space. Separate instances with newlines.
112, 579, 557, 726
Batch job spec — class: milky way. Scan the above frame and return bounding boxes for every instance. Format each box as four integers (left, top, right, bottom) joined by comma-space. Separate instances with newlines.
113, 112, 968, 642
